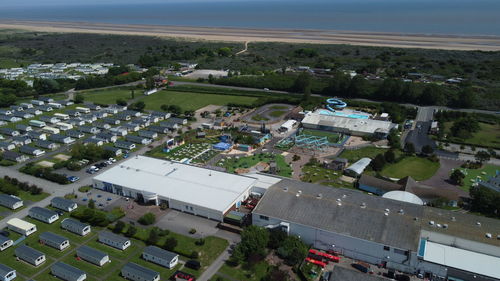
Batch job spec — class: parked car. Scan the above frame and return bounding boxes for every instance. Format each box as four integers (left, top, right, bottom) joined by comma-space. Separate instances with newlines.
109, 157, 116, 163
185, 260, 201, 270
67, 176, 80, 183
171, 271, 195, 281
352, 263, 369, 273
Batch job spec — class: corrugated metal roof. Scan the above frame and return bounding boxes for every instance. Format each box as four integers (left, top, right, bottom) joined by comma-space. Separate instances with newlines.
29, 207, 58, 219
122, 262, 158, 280
40, 232, 68, 244
51, 197, 77, 209
61, 218, 88, 231
143, 246, 177, 262
99, 231, 130, 244
77, 245, 107, 260
15, 245, 44, 261
0, 263, 14, 276
51, 262, 85, 277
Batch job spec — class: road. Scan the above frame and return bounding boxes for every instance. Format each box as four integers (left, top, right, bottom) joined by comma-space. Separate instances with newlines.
198, 245, 232, 281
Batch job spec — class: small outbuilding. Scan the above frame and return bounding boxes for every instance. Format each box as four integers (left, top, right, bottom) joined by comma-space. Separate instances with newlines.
344, 157, 371, 177
0, 194, 23, 210
7, 218, 37, 236
29, 207, 59, 224
121, 262, 159, 281
142, 245, 179, 269
76, 245, 109, 267
61, 218, 91, 236
15, 245, 46, 266
0, 264, 16, 281
98, 231, 131, 250
0, 235, 13, 251
39, 232, 70, 251
51, 262, 86, 281
51, 197, 78, 212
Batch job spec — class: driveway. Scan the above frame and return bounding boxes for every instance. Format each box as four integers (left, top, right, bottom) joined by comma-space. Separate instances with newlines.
421, 158, 469, 198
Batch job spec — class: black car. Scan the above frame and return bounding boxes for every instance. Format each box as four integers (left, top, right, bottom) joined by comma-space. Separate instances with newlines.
351, 263, 369, 273
395, 274, 410, 281
0, 230, 9, 237
185, 260, 201, 270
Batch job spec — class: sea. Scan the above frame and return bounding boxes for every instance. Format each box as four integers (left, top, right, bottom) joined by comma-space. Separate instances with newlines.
1, 0, 500, 36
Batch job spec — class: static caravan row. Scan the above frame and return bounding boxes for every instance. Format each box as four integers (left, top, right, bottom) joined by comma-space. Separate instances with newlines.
7, 218, 37, 236
42, 126, 60, 135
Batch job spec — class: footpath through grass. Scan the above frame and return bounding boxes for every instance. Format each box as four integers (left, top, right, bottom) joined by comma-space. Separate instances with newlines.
381, 156, 440, 181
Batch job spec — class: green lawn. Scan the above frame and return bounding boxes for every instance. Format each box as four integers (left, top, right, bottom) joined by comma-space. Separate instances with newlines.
17, 190, 50, 202
300, 129, 343, 143
141, 90, 258, 111
381, 156, 440, 181
444, 122, 500, 149
268, 110, 287, 117
458, 164, 500, 192
82, 88, 135, 105
218, 261, 271, 281
301, 164, 354, 189
270, 105, 288, 110
219, 153, 292, 177
339, 146, 388, 163
251, 114, 269, 121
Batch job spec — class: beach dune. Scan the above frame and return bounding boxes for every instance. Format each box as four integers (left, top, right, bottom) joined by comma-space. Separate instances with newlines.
1, 20, 500, 51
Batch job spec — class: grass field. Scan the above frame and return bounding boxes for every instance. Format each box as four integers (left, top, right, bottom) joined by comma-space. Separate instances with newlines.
217, 261, 271, 281
458, 164, 499, 192
300, 129, 343, 143
381, 156, 440, 181
268, 110, 287, 117
339, 146, 388, 163
82, 88, 135, 105
219, 153, 292, 177
444, 122, 500, 149
301, 164, 354, 189
141, 90, 258, 111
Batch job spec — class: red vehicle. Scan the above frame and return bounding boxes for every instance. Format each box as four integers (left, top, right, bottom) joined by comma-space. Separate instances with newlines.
172, 271, 195, 281
309, 249, 340, 263
305, 257, 326, 268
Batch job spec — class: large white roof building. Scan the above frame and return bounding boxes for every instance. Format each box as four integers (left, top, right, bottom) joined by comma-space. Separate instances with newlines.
93, 156, 258, 221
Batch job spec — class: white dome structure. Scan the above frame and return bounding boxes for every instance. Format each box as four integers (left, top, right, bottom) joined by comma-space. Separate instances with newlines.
382, 191, 424, 205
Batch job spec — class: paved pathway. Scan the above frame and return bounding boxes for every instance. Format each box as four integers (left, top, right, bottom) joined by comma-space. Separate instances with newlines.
198, 244, 232, 281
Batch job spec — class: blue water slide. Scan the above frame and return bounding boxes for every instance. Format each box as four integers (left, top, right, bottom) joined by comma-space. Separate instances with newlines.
326, 98, 347, 112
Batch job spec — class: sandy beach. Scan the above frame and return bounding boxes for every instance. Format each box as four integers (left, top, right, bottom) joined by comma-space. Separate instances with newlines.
1, 20, 500, 51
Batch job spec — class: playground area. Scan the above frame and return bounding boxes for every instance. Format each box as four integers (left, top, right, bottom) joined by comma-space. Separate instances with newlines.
217, 153, 292, 177
242, 103, 294, 124
275, 128, 349, 154
154, 143, 220, 163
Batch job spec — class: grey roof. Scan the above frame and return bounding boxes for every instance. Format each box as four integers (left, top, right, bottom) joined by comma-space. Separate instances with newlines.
0, 235, 11, 244
49, 134, 70, 141
30, 207, 58, 218
2, 151, 25, 161
358, 175, 403, 192
346, 158, 372, 175
138, 130, 157, 137
104, 146, 122, 153
40, 232, 68, 245
0, 264, 15, 276
115, 140, 134, 147
15, 245, 44, 261
143, 246, 178, 262
253, 179, 423, 251
122, 262, 159, 280
66, 130, 84, 138
0, 194, 22, 205
51, 262, 85, 277
77, 245, 107, 260
99, 231, 130, 244
83, 138, 102, 144
126, 135, 147, 142
329, 266, 385, 281
51, 197, 77, 210
36, 140, 56, 147
19, 145, 41, 154
62, 218, 88, 230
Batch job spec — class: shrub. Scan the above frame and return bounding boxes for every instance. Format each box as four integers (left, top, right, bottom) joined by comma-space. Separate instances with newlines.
189, 228, 197, 234
163, 237, 178, 251
113, 221, 126, 234
138, 212, 156, 225
125, 225, 137, 237
190, 251, 199, 259
195, 238, 205, 246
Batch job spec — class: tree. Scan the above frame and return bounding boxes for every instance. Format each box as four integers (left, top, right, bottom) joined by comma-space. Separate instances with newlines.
138, 212, 156, 225
232, 226, 269, 264
422, 145, 434, 155
163, 237, 178, 251
387, 129, 401, 149
450, 117, 480, 139
131, 90, 135, 99
147, 228, 160, 245
276, 235, 308, 265
33, 79, 61, 94
116, 98, 127, 106
371, 154, 386, 171
74, 93, 85, 104
405, 142, 416, 154
125, 225, 137, 237
384, 150, 396, 163
113, 220, 126, 233
208, 74, 215, 84
217, 47, 232, 57
268, 228, 287, 249
145, 77, 155, 90
129, 101, 146, 112
420, 84, 446, 105
88, 199, 95, 209
475, 151, 490, 164
449, 169, 465, 185
469, 186, 500, 218
292, 72, 311, 95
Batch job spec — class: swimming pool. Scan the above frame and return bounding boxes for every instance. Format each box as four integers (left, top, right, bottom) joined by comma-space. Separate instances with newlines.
318, 109, 370, 119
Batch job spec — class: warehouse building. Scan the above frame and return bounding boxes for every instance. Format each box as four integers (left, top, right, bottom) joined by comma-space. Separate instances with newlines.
51, 197, 78, 212
0, 194, 23, 210
76, 246, 109, 266
301, 112, 397, 138
51, 262, 86, 281
121, 262, 159, 281
142, 246, 178, 269
93, 156, 258, 221
98, 231, 131, 250
0, 264, 16, 281
61, 218, 91, 236
28, 207, 59, 224
39, 232, 70, 251
7, 218, 37, 236
252, 179, 500, 280
15, 245, 46, 266
0, 235, 12, 251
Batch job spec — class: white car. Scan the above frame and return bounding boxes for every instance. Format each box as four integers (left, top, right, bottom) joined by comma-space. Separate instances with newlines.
109, 158, 117, 163
90, 166, 99, 171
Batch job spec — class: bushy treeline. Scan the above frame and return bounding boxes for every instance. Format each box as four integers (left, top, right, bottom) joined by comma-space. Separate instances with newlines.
20, 163, 69, 184
0, 176, 43, 196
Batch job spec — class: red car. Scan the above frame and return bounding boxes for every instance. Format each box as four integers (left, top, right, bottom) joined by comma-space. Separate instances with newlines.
171, 271, 195, 281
